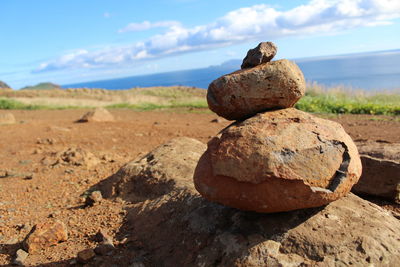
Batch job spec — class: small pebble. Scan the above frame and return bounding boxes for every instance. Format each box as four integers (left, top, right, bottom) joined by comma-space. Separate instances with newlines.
77, 248, 96, 263
85, 191, 103, 206
13, 249, 28, 266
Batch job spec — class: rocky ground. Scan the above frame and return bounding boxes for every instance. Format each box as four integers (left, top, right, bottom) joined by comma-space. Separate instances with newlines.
0, 109, 399, 266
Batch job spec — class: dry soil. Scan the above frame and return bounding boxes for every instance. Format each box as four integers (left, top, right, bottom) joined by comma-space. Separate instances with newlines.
0, 109, 399, 266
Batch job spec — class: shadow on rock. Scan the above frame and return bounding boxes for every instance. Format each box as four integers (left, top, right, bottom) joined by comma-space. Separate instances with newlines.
120, 189, 326, 267
84, 137, 400, 266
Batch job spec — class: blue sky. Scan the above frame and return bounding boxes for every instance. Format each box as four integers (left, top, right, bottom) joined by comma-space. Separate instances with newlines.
1, 0, 400, 89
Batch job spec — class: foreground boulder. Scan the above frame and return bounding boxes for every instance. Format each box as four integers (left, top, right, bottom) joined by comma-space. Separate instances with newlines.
97, 137, 399, 266
99, 137, 206, 201
352, 141, 400, 202
0, 112, 16, 125
125, 189, 399, 266
77, 107, 115, 122
207, 59, 305, 120
194, 108, 362, 213
241, 41, 277, 69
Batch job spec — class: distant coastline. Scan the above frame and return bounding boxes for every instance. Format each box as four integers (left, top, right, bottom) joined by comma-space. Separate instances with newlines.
63, 49, 400, 91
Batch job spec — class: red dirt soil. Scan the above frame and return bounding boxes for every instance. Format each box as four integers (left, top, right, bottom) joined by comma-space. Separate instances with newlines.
0, 109, 399, 266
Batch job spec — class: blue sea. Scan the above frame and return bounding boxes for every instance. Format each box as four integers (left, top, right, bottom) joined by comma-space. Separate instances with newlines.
64, 50, 400, 91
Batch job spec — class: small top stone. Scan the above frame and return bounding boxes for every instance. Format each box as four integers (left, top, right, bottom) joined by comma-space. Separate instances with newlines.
241, 42, 277, 69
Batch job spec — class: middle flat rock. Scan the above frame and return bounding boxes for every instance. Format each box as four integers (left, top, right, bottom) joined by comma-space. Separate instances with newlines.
194, 108, 362, 213
207, 59, 305, 120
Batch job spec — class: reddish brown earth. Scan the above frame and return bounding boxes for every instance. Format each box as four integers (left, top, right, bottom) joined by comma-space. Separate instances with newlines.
0, 109, 399, 266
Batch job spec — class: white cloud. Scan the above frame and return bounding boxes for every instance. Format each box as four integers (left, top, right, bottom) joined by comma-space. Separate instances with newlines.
103, 12, 111, 18
35, 0, 400, 73
118, 20, 181, 33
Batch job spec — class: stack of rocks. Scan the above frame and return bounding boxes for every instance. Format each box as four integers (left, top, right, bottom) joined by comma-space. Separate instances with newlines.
194, 42, 362, 213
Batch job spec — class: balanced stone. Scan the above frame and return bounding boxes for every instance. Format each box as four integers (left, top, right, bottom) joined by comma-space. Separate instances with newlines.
207, 59, 305, 120
194, 108, 362, 213
241, 42, 277, 69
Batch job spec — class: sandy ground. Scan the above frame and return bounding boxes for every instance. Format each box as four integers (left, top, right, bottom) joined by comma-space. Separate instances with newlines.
0, 109, 399, 266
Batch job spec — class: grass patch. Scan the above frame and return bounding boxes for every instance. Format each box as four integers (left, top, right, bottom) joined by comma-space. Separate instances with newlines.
295, 85, 400, 115
0, 98, 42, 109
0, 98, 88, 110
2, 85, 399, 115
106, 100, 208, 111
134, 87, 196, 98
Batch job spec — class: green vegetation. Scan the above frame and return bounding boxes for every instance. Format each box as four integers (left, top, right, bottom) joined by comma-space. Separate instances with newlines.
1, 85, 399, 115
21, 82, 60, 90
0, 98, 84, 110
106, 100, 208, 111
134, 86, 199, 98
0, 98, 37, 109
295, 87, 400, 115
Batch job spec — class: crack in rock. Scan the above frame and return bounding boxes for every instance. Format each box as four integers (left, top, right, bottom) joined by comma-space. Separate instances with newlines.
312, 132, 350, 192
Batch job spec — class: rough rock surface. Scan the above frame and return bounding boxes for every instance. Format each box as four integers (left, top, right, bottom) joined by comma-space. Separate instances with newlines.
23, 220, 68, 253
194, 108, 362, 212
0, 112, 16, 125
124, 189, 400, 266
97, 141, 399, 267
207, 59, 306, 120
241, 42, 277, 69
353, 141, 400, 202
99, 137, 206, 201
77, 107, 115, 122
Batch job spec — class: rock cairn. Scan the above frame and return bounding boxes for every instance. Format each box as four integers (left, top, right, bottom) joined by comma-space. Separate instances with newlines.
194, 42, 362, 213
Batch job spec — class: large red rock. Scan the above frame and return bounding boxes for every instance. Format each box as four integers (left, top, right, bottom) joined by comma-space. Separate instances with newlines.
194, 108, 362, 213
207, 59, 305, 120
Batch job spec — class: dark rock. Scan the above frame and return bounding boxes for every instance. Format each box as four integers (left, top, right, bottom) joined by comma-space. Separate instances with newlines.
241, 42, 277, 69
353, 155, 400, 202
352, 141, 400, 202
77, 248, 96, 263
